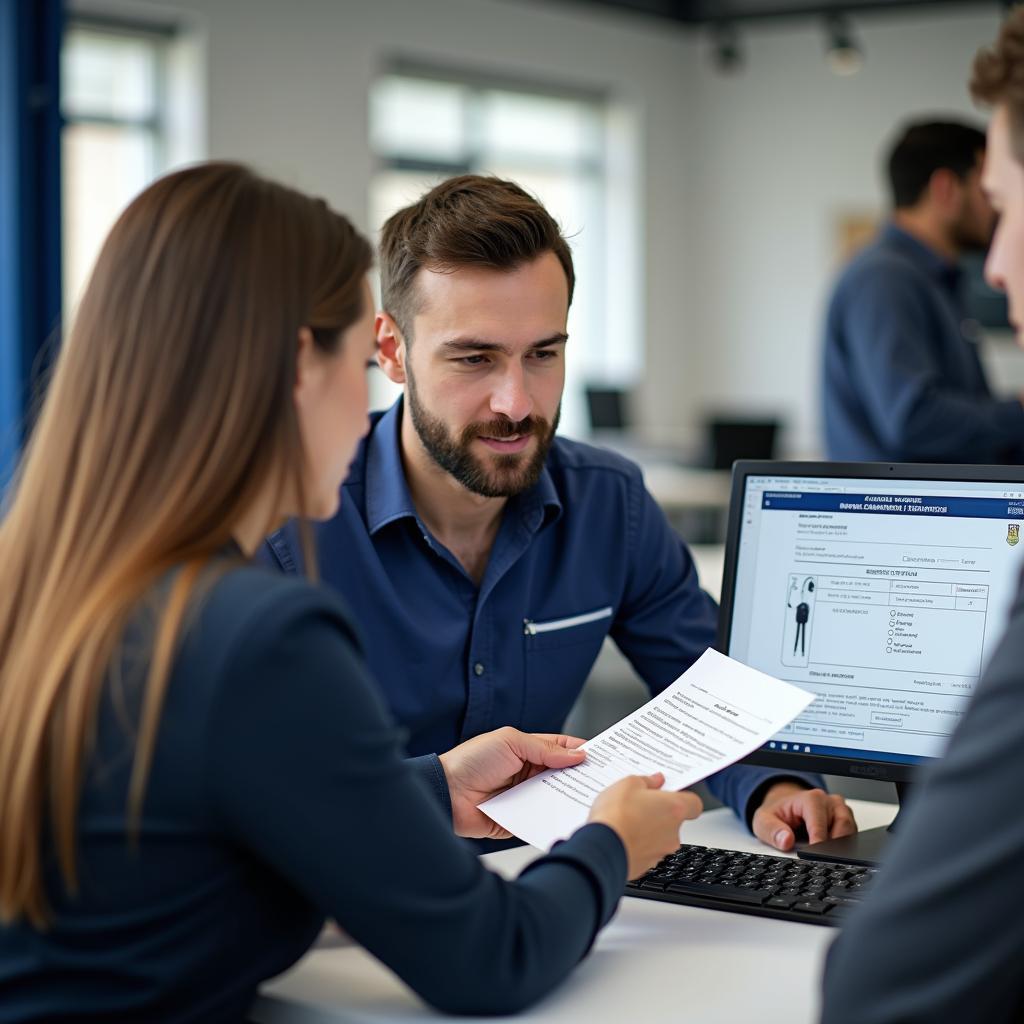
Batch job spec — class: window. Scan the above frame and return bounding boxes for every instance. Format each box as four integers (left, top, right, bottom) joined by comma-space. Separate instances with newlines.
61, 18, 200, 318
369, 69, 637, 436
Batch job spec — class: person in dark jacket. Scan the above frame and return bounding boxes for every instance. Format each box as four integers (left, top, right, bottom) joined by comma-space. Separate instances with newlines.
0, 163, 700, 1022
822, 14, 1024, 1022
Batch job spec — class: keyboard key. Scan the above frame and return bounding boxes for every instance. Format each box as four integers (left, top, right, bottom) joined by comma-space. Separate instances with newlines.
638, 879, 668, 891
666, 881, 772, 905
792, 900, 829, 914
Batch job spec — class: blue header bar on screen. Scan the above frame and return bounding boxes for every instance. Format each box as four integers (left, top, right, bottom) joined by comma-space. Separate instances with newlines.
761, 493, 1024, 519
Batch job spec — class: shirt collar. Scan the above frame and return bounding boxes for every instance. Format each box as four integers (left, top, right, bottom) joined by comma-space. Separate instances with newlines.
882, 221, 963, 290
516, 457, 562, 532
365, 396, 563, 536
365, 397, 418, 535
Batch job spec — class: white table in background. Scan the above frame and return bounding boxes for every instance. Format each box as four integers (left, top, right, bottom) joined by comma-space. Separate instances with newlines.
640, 464, 732, 514
689, 542, 725, 603
252, 800, 896, 1024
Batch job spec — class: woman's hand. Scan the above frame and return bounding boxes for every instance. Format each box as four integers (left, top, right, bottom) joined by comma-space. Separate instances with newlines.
439, 727, 587, 839
588, 774, 703, 879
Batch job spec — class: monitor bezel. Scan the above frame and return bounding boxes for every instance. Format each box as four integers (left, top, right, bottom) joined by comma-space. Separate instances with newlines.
720, 460, 1024, 785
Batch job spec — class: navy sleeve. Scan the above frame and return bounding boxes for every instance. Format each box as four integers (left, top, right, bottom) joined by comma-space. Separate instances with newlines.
821, 593, 1024, 1024
202, 590, 627, 1016
838, 266, 1024, 463
611, 476, 822, 823
406, 753, 453, 821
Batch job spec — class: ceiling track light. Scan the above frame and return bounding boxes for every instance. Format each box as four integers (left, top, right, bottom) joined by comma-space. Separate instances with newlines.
711, 21, 743, 74
825, 12, 864, 76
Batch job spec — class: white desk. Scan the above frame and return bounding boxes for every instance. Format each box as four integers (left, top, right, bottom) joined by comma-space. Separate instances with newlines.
252, 800, 896, 1024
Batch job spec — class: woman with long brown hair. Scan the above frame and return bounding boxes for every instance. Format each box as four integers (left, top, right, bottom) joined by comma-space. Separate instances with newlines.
0, 163, 699, 1020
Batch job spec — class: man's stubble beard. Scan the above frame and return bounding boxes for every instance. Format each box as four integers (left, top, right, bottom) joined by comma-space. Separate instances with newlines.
405, 363, 560, 499
951, 196, 994, 254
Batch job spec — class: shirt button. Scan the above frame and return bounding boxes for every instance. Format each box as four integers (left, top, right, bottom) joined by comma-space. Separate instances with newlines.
474, 662, 485, 677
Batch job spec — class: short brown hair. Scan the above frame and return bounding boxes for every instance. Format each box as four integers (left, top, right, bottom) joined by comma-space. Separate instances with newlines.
971, 7, 1024, 163
379, 174, 575, 338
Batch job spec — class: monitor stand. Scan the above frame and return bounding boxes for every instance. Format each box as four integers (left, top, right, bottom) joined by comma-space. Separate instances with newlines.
795, 781, 908, 867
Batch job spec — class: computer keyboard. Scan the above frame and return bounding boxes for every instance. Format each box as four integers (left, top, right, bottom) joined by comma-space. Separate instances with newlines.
625, 844, 877, 926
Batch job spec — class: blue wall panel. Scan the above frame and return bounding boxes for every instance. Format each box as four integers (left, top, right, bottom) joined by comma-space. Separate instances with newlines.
0, 0, 63, 490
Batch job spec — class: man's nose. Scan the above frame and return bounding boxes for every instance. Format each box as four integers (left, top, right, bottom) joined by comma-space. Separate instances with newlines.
490, 365, 533, 423
984, 244, 1004, 292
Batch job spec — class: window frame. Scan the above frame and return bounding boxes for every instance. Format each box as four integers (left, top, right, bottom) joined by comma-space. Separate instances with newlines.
62, 15, 174, 149
59, 15, 177, 317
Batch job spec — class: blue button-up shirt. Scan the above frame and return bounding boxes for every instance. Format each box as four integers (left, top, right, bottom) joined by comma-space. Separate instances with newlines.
823, 222, 1024, 463
262, 398, 818, 823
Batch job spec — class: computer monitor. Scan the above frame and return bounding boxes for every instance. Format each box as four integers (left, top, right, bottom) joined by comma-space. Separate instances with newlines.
719, 461, 1024, 864
706, 417, 779, 470
586, 386, 629, 433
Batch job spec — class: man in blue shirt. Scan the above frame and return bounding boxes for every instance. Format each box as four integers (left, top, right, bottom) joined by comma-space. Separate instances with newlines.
265, 175, 855, 850
823, 119, 1024, 463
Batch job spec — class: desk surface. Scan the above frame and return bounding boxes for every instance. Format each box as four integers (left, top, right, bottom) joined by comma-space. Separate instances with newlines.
252, 800, 896, 1024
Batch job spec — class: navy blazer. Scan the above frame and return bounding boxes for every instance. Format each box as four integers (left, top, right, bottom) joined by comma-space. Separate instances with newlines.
822, 577, 1024, 1021
0, 564, 627, 1021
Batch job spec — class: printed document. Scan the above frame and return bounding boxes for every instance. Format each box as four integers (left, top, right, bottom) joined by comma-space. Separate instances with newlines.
479, 649, 814, 850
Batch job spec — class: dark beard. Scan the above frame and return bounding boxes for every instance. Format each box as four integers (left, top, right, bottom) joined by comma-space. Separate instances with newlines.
951, 221, 990, 253
406, 372, 559, 498
951, 203, 994, 253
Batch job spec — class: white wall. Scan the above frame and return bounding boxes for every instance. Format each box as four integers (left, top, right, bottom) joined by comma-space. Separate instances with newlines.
686, 7, 1005, 456
86, 0, 1018, 457
113, 0, 701, 444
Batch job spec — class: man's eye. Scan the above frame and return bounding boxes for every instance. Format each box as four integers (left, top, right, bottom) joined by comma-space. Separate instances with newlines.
531, 349, 558, 360
458, 355, 487, 366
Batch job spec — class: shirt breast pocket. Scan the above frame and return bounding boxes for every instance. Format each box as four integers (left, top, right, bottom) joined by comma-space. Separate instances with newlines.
521, 606, 613, 732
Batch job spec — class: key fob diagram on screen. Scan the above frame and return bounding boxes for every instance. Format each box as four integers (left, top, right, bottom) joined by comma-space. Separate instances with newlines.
782, 574, 816, 667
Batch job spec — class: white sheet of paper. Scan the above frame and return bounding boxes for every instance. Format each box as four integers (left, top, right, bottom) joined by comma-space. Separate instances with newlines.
479, 649, 814, 850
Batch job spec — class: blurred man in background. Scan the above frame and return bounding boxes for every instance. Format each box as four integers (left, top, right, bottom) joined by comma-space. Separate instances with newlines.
823, 118, 1024, 464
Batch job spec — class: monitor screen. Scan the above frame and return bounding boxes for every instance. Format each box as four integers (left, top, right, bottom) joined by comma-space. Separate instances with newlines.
721, 465, 1024, 776
585, 387, 628, 432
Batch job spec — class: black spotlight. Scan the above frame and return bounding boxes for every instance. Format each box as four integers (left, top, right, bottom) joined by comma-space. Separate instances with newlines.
825, 13, 864, 76
711, 21, 743, 74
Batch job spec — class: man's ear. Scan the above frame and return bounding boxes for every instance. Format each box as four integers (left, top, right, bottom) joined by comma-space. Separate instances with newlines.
929, 167, 962, 213
376, 311, 408, 385
294, 326, 323, 408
